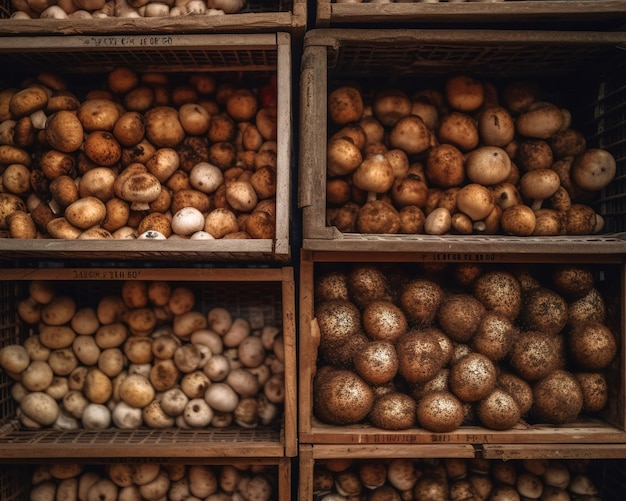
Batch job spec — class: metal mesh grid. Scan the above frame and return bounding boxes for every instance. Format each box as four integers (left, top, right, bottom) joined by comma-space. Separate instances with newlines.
0, 43, 278, 76
0, 427, 281, 445
0, 467, 30, 501
326, 39, 623, 80
585, 66, 626, 232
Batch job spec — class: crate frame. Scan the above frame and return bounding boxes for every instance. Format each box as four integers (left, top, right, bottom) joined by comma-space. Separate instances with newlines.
0, 0, 307, 37
0, 267, 297, 459
299, 249, 626, 446
0, 32, 292, 262
0, 457, 292, 501
315, 0, 626, 30
298, 29, 626, 255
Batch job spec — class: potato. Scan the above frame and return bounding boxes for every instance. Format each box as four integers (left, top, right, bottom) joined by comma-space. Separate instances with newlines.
20, 391, 60, 426
7, 210, 37, 239
516, 103, 564, 139
9, 86, 48, 118
39, 325, 77, 349
64, 196, 107, 230
41, 296, 77, 326
0, 192, 27, 230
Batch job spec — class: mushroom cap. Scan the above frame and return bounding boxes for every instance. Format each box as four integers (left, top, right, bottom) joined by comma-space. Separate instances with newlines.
116, 171, 162, 203
352, 154, 394, 194
465, 146, 511, 186
571, 148, 616, 192
456, 183, 495, 221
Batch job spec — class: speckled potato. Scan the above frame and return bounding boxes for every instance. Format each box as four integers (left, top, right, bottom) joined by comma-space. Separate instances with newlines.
313, 368, 374, 425
417, 391, 464, 433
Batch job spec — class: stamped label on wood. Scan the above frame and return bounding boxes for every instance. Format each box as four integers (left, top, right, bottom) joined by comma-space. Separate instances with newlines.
71, 269, 143, 280
83, 36, 174, 48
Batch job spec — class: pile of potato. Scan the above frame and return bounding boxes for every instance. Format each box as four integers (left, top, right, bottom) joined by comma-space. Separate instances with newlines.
0, 279, 285, 430
325, 74, 617, 237
0, 66, 278, 240
312, 262, 618, 432
29, 462, 275, 501
10, 0, 246, 20
314, 457, 603, 501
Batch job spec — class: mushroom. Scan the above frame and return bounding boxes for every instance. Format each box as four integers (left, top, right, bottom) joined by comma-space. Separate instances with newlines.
491, 182, 522, 211
542, 462, 570, 489
465, 146, 511, 186
189, 161, 224, 194
352, 154, 394, 202
171, 207, 205, 236
111, 400, 143, 428
456, 183, 495, 221
327, 137, 362, 178
570, 148, 616, 192
114, 164, 163, 210
424, 207, 452, 235
328, 86, 363, 126
516, 472, 543, 499
372, 89, 412, 127
518, 168, 561, 210
569, 474, 599, 496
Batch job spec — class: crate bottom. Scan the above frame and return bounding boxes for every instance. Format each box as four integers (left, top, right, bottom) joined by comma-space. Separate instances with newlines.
301, 419, 626, 446
0, 426, 285, 459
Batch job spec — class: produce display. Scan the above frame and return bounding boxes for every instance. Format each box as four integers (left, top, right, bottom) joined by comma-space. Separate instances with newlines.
9, 0, 246, 20
0, 67, 278, 240
312, 262, 618, 432
0, 279, 285, 430
313, 457, 603, 501
28, 462, 276, 501
325, 75, 616, 236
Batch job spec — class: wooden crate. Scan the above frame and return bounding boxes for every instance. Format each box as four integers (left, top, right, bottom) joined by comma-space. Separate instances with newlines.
0, 267, 297, 458
0, 33, 292, 262
299, 445, 626, 500
0, 0, 306, 37
298, 29, 626, 255
0, 458, 292, 500
299, 249, 626, 445
315, 0, 626, 30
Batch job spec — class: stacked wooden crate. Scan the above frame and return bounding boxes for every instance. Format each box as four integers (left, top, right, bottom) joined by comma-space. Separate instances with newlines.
0, 3, 303, 499
297, 12, 626, 500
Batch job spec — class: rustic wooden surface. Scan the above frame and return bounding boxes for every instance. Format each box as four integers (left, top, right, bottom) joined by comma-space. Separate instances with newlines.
316, 0, 626, 28
0, 0, 307, 36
